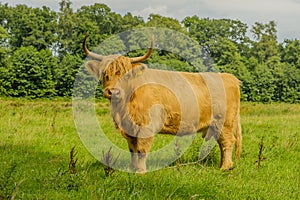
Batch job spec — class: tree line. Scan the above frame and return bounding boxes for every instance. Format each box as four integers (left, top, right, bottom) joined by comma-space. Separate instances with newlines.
0, 0, 299, 102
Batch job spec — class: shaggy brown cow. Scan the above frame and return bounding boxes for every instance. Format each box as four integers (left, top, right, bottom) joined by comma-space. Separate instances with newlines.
83, 33, 242, 173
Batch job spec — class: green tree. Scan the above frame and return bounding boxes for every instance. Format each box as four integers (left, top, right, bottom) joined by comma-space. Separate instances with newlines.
0, 25, 8, 66
77, 3, 123, 35
247, 63, 276, 102
54, 54, 82, 96
265, 56, 300, 103
0, 25, 10, 95
67, 3, 127, 57
7, 46, 57, 98
183, 16, 249, 68
251, 21, 279, 63
280, 39, 300, 68
146, 14, 184, 32
145, 15, 205, 72
2, 4, 57, 51
57, 0, 78, 55
121, 12, 145, 30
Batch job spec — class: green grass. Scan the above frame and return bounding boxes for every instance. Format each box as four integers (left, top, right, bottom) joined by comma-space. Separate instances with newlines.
0, 98, 299, 199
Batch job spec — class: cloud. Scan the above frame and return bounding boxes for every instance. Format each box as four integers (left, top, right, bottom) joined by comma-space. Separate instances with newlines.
131, 6, 170, 19
204, 0, 300, 13
2, 0, 300, 40
191, 0, 300, 40
2, 0, 61, 10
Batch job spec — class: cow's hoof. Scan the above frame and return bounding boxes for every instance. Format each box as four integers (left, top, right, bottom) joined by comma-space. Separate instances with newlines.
220, 165, 234, 171
135, 169, 147, 175
220, 162, 234, 171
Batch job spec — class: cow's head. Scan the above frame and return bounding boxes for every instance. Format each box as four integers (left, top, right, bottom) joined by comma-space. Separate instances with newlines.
83, 33, 153, 100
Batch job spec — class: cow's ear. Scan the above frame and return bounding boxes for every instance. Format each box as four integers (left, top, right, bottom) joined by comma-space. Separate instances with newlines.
85, 60, 102, 79
132, 64, 147, 77
122, 64, 147, 80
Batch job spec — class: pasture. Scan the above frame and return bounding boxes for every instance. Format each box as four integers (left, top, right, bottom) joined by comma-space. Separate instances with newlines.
0, 98, 299, 199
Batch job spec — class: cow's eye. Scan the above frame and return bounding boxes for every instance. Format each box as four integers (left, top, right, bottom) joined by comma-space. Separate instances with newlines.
123, 73, 130, 80
104, 75, 109, 81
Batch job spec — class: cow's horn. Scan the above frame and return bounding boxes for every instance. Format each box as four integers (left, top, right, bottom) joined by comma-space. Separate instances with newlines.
130, 35, 154, 63
83, 33, 104, 60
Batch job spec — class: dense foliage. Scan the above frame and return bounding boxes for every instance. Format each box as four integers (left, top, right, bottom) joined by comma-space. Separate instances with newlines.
0, 0, 299, 102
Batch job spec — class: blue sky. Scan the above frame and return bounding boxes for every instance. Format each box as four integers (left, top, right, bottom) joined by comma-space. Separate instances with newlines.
3, 0, 300, 41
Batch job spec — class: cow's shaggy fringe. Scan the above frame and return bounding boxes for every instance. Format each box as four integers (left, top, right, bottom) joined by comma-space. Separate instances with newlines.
104, 56, 144, 80
105, 56, 132, 77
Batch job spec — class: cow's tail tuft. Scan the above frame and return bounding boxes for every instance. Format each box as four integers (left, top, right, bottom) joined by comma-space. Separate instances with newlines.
235, 115, 242, 163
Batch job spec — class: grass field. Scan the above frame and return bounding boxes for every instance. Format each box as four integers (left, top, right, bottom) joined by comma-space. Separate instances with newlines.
0, 98, 299, 199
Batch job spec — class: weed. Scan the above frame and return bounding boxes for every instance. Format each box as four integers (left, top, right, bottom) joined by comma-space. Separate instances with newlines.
285, 133, 298, 150
69, 146, 78, 174
50, 108, 58, 133
256, 137, 266, 168
102, 147, 120, 177
48, 147, 83, 192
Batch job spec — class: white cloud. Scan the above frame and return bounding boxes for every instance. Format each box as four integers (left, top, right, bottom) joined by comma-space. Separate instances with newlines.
203, 0, 300, 14
190, 0, 300, 40
2, 0, 59, 10
132, 6, 170, 19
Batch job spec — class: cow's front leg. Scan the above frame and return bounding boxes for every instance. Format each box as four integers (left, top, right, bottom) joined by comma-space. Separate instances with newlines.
129, 148, 138, 171
126, 136, 153, 173
126, 136, 138, 171
135, 137, 153, 174
125, 115, 159, 173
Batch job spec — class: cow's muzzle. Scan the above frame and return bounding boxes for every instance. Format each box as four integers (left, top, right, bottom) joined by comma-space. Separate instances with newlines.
104, 87, 122, 100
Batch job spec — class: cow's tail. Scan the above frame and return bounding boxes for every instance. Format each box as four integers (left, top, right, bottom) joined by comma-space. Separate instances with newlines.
235, 114, 242, 162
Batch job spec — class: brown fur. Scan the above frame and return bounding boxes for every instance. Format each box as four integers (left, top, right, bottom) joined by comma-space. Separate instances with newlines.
85, 55, 242, 173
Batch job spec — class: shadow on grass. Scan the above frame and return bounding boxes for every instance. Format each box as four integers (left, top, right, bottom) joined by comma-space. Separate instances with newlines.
0, 143, 76, 198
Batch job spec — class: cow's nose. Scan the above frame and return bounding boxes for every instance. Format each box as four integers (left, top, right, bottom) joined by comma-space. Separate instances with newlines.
104, 88, 121, 99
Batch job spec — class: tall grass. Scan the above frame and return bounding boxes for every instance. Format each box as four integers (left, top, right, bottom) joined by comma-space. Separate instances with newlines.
0, 98, 299, 199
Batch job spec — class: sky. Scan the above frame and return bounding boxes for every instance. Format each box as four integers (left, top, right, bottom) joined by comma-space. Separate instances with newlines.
2, 0, 300, 41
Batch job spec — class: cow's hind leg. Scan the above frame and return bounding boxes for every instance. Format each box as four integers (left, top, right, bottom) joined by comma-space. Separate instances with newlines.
218, 125, 236, 170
